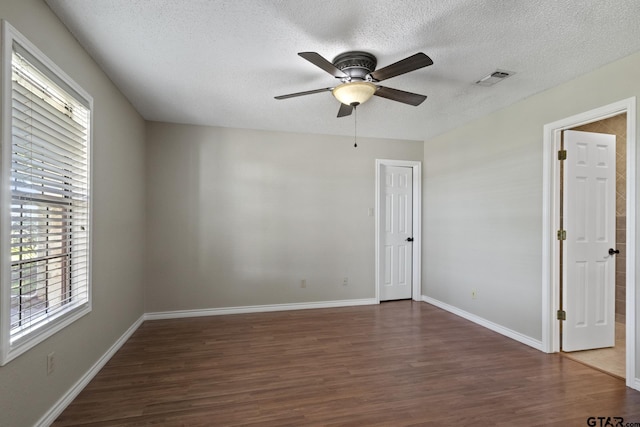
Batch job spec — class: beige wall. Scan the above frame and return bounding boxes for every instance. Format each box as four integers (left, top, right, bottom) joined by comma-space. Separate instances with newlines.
0, 1, 147, 426
145, 122, 423, 312
423, 50, 640, 375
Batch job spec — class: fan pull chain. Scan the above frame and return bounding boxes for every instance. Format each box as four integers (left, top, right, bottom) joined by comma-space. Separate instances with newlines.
353, 105, 358, 148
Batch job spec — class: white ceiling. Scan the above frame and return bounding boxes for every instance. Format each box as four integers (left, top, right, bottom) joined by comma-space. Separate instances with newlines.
45, 0, 640, 142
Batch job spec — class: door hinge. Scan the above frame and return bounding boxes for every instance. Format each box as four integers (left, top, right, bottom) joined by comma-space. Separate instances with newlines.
558, 150, 567, 160
557, 229, 566, 240
557, 310, 566, 321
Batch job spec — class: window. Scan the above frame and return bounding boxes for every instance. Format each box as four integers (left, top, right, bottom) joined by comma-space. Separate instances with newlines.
1, 22, 92, 364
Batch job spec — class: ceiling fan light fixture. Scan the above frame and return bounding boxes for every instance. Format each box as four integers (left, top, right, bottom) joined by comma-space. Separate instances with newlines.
332, 81, 377, 106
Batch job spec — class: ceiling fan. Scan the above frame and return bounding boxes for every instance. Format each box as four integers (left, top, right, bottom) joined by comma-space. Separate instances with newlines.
275, 51, 433, 117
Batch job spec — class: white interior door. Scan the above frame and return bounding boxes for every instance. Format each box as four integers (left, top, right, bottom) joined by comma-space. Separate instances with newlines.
563, 130, 616, 352
380, 166, 413, 301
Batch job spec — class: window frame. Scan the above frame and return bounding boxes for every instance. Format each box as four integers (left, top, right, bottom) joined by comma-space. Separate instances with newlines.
1, 21, 93, 365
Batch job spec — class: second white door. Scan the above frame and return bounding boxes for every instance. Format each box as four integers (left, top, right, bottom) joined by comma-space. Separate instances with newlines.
380, 166, 413, 301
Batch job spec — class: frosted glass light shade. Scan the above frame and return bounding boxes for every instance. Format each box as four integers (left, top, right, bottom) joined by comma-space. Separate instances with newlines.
332, 82, 376, 106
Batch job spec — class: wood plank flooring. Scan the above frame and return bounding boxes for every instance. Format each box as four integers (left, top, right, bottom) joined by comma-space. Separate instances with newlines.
53, 301, 640, 426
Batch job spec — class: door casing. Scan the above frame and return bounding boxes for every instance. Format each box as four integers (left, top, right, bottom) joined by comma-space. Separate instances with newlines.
375, 159, 422, 303
541, 97, 637, 389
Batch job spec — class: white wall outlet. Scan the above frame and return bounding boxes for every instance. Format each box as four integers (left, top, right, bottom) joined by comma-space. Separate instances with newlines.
47, 352, 55, 375
300, 279, 306, 288
471, 289, 477, 300
343, 277, 348, 286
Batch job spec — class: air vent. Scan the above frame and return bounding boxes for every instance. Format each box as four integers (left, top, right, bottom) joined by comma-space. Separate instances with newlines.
475, 69, 515, 86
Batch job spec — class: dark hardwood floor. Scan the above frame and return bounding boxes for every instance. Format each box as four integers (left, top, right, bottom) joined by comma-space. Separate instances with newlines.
53, 301, 640, 426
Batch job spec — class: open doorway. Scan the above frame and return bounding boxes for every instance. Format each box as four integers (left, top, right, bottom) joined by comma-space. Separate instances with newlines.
541, 97, 637, 390
559, 115, 627, 379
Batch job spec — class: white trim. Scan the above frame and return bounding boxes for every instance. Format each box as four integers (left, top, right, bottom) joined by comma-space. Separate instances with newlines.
0, 20, 15, 367
35, 315, 145, 427
626, 99, 637, 390
422, 295, 543, 351
375, 159, 422, 303
541, 97, 637, 390
145, 298, 377, 321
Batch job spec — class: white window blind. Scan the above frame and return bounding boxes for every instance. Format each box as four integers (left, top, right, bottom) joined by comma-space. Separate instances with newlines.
8, 44, 91, 344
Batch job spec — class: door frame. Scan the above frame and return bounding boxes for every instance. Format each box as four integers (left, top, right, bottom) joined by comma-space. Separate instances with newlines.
375, 159, 422, 303
541, 97, 637, 389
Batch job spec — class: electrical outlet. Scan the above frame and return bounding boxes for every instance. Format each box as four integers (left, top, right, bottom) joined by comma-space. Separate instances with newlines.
47, 352, 55, 375
343, 277, 348, 286
471, 289, 477, 300
300, 279, 306, 288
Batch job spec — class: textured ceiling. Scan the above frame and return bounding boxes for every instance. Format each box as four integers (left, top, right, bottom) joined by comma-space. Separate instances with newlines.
45, 0, 640, 141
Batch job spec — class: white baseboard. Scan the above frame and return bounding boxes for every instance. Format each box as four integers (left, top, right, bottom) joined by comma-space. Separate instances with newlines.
145, 298, 378, 320
35, 315, 145, 427
422, 295, 544, 351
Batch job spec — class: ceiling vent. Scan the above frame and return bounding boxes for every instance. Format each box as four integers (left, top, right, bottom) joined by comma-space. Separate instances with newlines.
475, 69, 515, 86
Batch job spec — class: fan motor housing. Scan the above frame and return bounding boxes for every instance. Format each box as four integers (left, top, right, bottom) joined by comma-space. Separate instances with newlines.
332, 51, 377, 81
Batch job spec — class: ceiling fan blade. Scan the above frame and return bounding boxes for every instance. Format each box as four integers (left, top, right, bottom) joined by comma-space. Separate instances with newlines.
298, 52, 348, 78
369, 53, 433, 82
337, 103, 353, 118
374, 86, 427, 106
274, 87, 333, 100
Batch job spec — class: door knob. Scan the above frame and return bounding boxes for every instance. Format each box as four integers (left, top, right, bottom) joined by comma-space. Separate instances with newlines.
608, 248, 620, 255
406, 237, 414, 242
